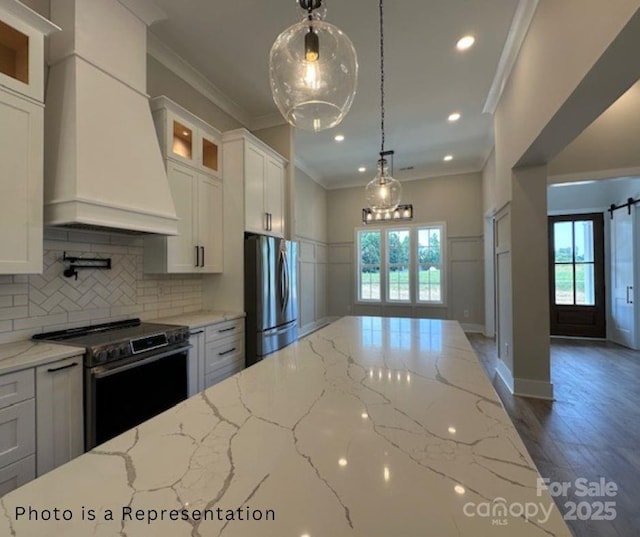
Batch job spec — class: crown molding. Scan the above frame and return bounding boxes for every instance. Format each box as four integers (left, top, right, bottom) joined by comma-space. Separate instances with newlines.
250, 112, 287, 131
483, 0, 539, 114
147, 32, 252, 127
0, 0, 60, 34
548, 165, 640, 185
294, 158, 327, 188
118, 0, 166, 26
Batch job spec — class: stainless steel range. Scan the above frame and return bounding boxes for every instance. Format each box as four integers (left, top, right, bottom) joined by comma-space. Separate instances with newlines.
34, 319, 190, 450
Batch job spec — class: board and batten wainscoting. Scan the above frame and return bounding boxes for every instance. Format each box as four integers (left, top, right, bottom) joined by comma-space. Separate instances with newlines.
0, 229, 205, 344
297, 238, 331, 336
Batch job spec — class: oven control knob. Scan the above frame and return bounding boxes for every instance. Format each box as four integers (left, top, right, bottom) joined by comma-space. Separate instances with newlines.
96, 350, 108, 363
120, 344, 130, 357
167, 333, 175, 344
107, 348, 117, 361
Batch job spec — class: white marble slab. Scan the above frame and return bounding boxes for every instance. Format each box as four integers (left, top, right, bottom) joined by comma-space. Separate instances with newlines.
0, 317, 572, 536
155, 310, 245, 329
0, 340, 84, 375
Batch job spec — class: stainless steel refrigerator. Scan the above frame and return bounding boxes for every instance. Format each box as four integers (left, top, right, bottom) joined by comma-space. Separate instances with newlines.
244, 235, 298, 366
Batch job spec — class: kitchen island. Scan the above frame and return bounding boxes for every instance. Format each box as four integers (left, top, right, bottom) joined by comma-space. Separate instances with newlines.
0, 317, 571, 536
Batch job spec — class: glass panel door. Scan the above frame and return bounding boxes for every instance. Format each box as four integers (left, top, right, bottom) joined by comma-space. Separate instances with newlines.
387, 229, 410, 301
548, 213, 605, 338
359, 231, 381, 301
553, 220, 595, 306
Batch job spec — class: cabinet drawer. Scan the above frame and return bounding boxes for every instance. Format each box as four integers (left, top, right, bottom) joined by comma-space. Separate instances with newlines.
0, 455, 35, 497
0, 369, 34, 411
204, 359, 244, 391
205, 318, 245, 342
0, 399, 35, 468
205, 335, 244, 375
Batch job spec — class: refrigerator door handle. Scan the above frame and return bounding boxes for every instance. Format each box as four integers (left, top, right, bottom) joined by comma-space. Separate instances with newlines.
278, 248, 286, 311
283, 249, 290, 310
263, 321, 297, 337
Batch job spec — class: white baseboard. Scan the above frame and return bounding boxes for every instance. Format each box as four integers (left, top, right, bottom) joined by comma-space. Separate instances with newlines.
495, 358, 554, 400
461, 323, 484, 333
495, 358, 515, 392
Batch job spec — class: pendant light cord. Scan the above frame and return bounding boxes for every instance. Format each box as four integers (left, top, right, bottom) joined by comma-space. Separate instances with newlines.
379, 0, 385, 157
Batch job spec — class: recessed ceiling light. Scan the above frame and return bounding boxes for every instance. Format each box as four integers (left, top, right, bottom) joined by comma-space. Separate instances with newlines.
444, 155, 453, 162
358, 166, 367, 173
338, 458, 348, 467
334, 134, 345, 142
456, 35, 475, 51
182, 130, 190, 137
454, 485, 466, 495
448, 112, 461, 122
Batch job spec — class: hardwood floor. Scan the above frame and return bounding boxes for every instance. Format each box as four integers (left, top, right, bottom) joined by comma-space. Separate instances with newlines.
467, 334, 640, 537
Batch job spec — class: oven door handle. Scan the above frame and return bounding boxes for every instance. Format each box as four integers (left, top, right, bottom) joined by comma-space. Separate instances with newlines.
91, 345, 191, 379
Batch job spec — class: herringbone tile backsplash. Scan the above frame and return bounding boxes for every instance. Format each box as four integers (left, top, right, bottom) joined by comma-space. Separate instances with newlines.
0, 229, 204, 343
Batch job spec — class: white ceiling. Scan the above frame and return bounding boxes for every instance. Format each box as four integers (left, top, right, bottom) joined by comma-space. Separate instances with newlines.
150, 0, 525, 189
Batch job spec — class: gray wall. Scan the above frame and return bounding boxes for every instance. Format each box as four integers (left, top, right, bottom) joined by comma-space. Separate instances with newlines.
549, 81, 640, 180
326, 172, 485, 329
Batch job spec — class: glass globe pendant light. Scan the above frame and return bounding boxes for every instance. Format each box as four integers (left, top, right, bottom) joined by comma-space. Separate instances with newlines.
269, 0, 358, 132
365, 0, 402, 213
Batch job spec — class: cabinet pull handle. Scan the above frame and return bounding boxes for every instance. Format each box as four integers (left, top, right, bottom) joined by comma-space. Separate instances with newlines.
218, 347, 237, 356
201, 246, 205, 267
189, 330, 204, 336
195, 245, 200, 267
218, 326, 236, 333
265, 212, 269, 231
629, 286, 634, 304
47, 362, 79, 373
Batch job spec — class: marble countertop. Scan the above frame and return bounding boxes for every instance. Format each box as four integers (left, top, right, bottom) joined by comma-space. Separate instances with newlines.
0, 317, 571, 536
0, 340, 84, 375
155, 310, 245, 329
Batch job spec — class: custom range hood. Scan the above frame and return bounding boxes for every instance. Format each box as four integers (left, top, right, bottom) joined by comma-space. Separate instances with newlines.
44, 0, 178, 235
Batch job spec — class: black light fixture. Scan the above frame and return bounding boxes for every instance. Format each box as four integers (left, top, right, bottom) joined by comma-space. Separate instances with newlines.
362, 204, 413, 224
269, 0, 358, 132
364, 0, 402, 213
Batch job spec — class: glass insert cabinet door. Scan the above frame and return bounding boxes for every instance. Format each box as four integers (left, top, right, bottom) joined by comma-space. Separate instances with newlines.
548, 213, 605, 338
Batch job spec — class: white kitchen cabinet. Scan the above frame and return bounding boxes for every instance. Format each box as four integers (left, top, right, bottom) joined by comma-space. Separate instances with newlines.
184, 318, 245, 394
0, 3, 58, 274
203, 318, 245, 390
0, 368, 35, 495
35, 356, 83, 477
0, 93, 42, 274
223, 129, 287, 238
0, 455, 35, 497
187, 329, 205, 397
151, 96, 221, 178
145, 97, 223, 274
145, 162, 223, 274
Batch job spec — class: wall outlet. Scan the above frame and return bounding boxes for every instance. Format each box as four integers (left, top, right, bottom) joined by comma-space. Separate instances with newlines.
463, 309, 469, 318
